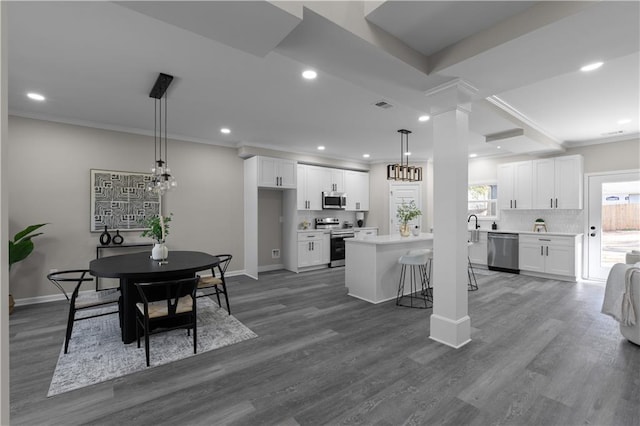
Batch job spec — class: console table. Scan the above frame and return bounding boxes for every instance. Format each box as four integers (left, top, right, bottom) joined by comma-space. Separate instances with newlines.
95, 243, 153, 290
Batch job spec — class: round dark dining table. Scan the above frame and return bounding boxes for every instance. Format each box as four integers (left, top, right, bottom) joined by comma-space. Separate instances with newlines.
90, 251, 219, 344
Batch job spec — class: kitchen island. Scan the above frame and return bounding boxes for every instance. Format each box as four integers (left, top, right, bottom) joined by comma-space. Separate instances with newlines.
345, 232, 434, 304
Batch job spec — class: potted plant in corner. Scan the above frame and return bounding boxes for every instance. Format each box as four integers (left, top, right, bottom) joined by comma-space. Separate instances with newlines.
141, 213, 172, 261
396, 201, 422, 237
8, 223, 47, 314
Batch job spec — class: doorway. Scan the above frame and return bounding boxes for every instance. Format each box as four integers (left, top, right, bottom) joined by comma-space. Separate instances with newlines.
586, 171, 640, 280
389, 182, 422, 234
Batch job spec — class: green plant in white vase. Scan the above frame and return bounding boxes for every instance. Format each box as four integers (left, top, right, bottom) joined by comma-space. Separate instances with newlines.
396, 201, 421, 237
141, 214, 172, 261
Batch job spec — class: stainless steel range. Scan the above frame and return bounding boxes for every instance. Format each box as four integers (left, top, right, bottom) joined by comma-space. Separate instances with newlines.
315, 218, 354, 267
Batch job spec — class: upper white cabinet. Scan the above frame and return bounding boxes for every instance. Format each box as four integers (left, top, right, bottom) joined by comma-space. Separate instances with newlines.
532, 155, 583, 209
344, 170, 369, 211
297, 165, 331, 210
258, 156, 297, 189
297, 165, 369, 211
329, 169, 345, 192
497, 161, 532, 210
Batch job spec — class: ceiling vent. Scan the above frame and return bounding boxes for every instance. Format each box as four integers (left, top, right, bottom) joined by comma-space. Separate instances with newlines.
601, 130, 624, 136
373, 100, 393, 109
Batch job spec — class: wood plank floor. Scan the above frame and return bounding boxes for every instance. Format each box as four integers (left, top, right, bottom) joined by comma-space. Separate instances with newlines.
10, 268, 640, 425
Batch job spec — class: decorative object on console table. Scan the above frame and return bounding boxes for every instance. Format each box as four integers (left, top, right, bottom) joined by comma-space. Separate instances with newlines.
99, 226, 112, 245
140, 213, 172, 263
112, 230, 124, 245
396, 201, 422, 237
412, 225, 420, 236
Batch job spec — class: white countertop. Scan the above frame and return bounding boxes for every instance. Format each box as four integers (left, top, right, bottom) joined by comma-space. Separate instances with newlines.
298, 226, 378, 233
467, 229, 583, 237
346, 232, 433, 245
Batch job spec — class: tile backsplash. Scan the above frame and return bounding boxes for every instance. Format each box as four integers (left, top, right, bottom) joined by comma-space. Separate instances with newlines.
296, 210, 363, 229
499, 209, 584, 233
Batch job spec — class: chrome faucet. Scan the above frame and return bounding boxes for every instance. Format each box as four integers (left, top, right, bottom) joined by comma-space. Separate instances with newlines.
468, 214, 480, 229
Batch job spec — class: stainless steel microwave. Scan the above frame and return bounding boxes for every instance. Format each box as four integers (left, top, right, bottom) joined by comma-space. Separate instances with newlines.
322, 192, 346, 209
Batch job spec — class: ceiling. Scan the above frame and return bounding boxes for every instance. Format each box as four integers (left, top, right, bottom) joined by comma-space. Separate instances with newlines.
7, 1, 640, 164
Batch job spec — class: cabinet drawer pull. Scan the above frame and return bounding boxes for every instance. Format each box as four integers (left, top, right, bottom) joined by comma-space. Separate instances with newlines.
541, 246, 544, 256
546, 246, 549, 256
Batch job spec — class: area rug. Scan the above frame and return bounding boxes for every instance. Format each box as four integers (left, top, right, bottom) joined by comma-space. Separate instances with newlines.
47, 297, 257, 397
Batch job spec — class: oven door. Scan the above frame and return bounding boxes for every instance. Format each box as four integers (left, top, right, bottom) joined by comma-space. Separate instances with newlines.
330, 235, 354, 267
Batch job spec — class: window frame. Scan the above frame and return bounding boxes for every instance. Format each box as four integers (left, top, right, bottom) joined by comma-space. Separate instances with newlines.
468, 181, 499, 220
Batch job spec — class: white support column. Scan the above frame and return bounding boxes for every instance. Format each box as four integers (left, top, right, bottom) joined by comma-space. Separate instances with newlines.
0, 1, 9, 422
427, 80, 476, 348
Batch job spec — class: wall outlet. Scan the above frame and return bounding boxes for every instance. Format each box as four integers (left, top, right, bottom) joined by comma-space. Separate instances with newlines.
272, 249, 280, 259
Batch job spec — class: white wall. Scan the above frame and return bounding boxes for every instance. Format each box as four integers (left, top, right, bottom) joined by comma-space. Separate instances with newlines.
8, 116, 245, 300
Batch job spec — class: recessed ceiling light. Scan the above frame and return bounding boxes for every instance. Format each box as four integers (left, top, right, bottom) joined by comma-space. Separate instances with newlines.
496, 146, 501, 149
469, 153, 478, 158
317, 145, 325, 151
580, 62, 603, 72
418, 115, 430, 122
618, 119, 631, 125
362, 154, 370, 158
220, 128, 231, 134
27, 92, 45, 101
302, 70, 317, 80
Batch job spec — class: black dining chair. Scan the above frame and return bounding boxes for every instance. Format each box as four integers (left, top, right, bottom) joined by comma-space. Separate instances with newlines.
196, 254, 232, 314
47, 269, 120, 354
134, 277, 199, 367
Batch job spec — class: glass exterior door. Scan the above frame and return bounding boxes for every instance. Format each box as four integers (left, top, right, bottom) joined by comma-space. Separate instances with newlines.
587, 172, 640, 280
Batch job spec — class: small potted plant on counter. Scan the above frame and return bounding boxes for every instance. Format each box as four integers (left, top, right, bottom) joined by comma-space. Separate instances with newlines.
396, 201, 422, 237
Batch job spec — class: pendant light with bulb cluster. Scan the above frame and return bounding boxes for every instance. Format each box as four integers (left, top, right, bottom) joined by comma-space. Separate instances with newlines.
387, 129, 422, 182
147, 73, 177, 195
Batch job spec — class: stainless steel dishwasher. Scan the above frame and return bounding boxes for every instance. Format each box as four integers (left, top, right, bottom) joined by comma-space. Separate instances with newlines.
487, 232, 519, 273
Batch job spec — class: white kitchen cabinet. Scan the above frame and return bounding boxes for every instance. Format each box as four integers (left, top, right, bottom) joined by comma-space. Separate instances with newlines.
297, 231, 325, 267
354, 228, 378, 239
519, 234, 581, 280
258, 156, 297, 189
297, 165, 332, 210
329, 169, 345, 192
497, 161, 532, 210
344, 170, 370, 211
532, 155, 583, 209
323, 233, 330, 264
468, 231, 488, 266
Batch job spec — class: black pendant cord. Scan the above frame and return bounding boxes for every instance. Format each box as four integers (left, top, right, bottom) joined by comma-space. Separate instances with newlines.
164, 95, 168, 169
158, 97, 163, 165
154, 100, 158, 165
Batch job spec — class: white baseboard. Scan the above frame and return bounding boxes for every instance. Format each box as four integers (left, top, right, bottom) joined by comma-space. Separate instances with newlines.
258, 264, 283, 273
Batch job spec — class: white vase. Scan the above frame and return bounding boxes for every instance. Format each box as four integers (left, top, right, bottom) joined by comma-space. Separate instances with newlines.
151, 243, 168, 261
